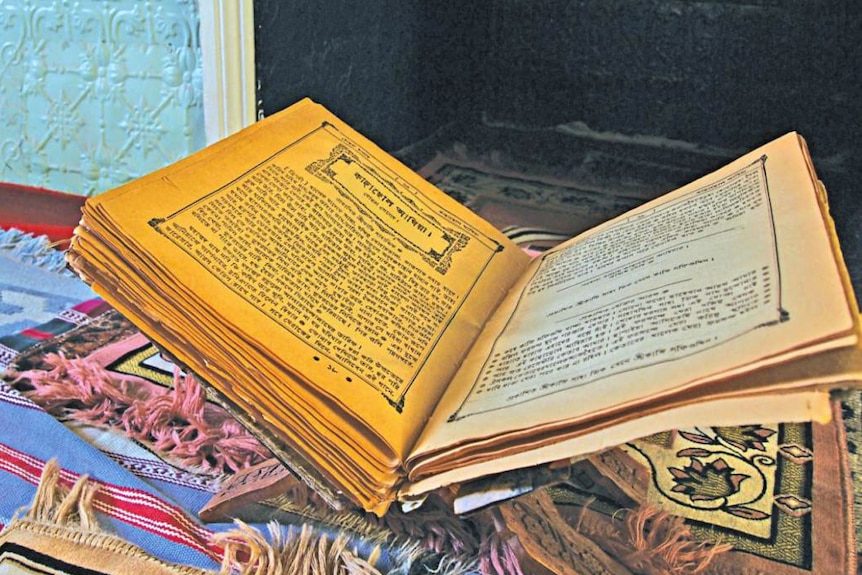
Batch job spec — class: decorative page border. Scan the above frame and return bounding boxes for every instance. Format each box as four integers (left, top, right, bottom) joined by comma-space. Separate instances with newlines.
151, 123, 505, 412
449, 156, 785, 421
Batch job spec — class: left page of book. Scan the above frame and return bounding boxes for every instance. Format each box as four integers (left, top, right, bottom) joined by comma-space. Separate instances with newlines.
68, 99, 530, 512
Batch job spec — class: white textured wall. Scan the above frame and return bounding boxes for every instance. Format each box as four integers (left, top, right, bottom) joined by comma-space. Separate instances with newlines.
0, 0, 205, 196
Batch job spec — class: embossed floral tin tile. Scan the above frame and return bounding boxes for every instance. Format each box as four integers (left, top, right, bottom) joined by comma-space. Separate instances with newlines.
0, 0, 205, 196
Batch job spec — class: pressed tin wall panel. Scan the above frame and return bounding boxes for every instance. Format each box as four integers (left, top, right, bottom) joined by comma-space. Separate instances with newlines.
0, 0, 205, 196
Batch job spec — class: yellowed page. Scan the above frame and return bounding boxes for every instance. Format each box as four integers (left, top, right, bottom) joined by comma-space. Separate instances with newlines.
407, 346, 862, 482
70, 229, 405, 512
411, 132, 857, 465
400, 389, 833, 498
70, 99, 530, 508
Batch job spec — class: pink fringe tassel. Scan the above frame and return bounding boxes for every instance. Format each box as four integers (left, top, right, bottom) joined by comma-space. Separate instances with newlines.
10, 352, 271, 474
477, 515, 525, 575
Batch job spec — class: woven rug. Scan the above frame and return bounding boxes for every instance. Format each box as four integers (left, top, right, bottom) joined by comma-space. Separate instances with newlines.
0, 459, 411, 575
0, 228, 95, 340
546, 407, 856, 574
0, 460, 213, 575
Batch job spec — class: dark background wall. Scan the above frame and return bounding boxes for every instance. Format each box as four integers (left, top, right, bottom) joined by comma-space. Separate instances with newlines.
253, 2, 483, 151
255, 0, 861, 159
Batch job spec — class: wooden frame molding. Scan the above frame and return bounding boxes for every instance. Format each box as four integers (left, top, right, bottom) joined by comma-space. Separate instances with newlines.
199, 0, 257, 144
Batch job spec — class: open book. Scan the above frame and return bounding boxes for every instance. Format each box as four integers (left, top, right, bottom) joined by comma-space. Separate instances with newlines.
67, 99, 862, 515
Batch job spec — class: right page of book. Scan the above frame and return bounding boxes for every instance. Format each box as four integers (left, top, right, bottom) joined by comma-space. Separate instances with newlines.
410, 132, 858, 465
